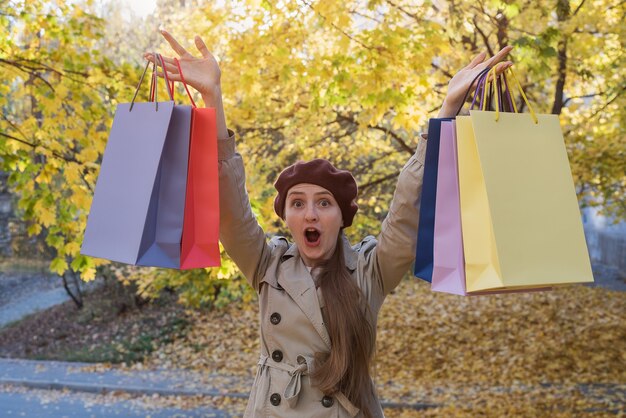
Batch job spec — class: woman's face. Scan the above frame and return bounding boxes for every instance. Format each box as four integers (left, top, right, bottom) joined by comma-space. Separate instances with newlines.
284, 183, 343, 267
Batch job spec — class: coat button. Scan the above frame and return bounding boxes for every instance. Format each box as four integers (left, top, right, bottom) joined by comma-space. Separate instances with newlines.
270, 393, 281, 406
322, 395, 334, 408
270, 312, 281, 325
272, 350, 283, 362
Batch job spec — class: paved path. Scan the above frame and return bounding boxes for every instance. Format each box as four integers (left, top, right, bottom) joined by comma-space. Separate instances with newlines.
0, 359, 442, 411
1, 359, 624, 414
0, 388, 229, 417
0, 358, 250, 398
590, 263, 626, 292
0, 274, 102, 328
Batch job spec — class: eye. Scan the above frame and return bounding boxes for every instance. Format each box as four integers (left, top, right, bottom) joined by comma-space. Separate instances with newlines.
292, 200, 304, 208
319, 199, 331, 207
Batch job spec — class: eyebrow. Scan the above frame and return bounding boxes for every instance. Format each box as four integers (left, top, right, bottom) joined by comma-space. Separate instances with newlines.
287, 191, 333, 198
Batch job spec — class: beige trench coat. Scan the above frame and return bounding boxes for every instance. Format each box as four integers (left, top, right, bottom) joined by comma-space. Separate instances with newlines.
218, 130, 426, 418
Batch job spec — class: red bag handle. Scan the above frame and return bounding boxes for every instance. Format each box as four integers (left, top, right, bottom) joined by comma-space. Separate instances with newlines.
174, 58, 197, 108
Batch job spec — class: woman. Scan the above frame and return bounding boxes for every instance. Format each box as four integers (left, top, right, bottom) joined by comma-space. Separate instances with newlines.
145, 30, 513, 418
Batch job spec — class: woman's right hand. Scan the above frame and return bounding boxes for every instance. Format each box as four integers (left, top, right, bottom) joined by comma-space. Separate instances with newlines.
143, 30, 222, 99
145, 30, 229, 139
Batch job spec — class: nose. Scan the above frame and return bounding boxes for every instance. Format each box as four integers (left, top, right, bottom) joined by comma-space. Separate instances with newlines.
304, 205, 318, 222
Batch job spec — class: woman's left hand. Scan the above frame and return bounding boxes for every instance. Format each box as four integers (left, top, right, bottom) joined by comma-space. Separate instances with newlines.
438, 46, 514, 117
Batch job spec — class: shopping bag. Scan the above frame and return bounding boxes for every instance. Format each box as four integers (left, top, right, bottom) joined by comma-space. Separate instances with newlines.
413, 117, 453, 282
431, 120, 467, 294
82, 55, 191, 267
414, 67, 493, 283
176, 60, 221, 269
457, 67, 594, 292
431, 71, 495, 295
432, 74, 550, 295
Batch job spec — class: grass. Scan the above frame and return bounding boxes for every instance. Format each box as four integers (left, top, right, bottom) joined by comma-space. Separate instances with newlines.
0, 257, 50, 274
32, 314, 191, 364
0, 278, 192, 365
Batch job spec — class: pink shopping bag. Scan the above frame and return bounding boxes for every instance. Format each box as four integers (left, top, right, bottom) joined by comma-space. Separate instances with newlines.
432, 120, 467, 295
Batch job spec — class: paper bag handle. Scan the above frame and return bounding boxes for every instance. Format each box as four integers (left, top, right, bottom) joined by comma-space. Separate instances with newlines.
129, 52, 173, 111
473, 68, 514, 112
173, 58, 197, 108
454, 66, 492, 116
483, 66, 537, 124
150, 54, 174, 103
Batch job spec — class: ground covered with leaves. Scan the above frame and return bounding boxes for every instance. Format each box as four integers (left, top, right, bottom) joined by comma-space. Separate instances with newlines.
141, 279, 625, 417
1, 274, 624, 416
0, 281, 189, 364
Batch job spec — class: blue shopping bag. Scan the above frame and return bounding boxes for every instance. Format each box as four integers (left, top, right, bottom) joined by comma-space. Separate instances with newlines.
413, 118, 452, 282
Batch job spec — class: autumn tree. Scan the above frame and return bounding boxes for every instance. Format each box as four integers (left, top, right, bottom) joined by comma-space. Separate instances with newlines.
1, 0, 623, 307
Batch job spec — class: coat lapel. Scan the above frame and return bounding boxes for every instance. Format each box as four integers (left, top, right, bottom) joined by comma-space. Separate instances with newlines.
278, 249, 330, 349
278, 234, 359, 351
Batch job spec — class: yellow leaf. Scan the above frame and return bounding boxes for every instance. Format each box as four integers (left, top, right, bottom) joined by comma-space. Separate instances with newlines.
81, 268, 96, 281
34, 200, 56, 227
27, 223, 42, 236
64, 242, 81, 256
50, 257, 68, 275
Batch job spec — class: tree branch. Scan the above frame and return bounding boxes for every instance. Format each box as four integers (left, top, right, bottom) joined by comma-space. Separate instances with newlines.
472, 16, 495, 56
430, 62, 454, 79
564, 85, 626, 136
336, 113, 415, 155
384, 0, 424, 22
360, 172, 399, 191
562, 92, 606, 106
298, 0, 386, 54
584, 86, 626, 121
607, 0, 626, 10
573, 0, 587, 15
0, 58, 56, 92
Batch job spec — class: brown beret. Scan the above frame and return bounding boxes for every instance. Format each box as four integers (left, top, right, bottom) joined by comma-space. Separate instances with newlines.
273, 159, 358, 227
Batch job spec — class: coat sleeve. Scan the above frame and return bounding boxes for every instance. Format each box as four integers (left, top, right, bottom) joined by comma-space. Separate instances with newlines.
218, 130, 274, 292
371, 135, 427, 296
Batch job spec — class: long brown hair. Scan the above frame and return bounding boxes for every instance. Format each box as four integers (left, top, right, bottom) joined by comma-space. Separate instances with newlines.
311, 232, 375, 418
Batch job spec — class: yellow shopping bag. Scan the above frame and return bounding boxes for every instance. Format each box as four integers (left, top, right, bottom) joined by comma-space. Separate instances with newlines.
457, 67, 594, 292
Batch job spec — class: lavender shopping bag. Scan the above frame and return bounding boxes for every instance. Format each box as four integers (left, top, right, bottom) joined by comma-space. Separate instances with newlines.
82, 56, 192, 268
431, 120, 466, 295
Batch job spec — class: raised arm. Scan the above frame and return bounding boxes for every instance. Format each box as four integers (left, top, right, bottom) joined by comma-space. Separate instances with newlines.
145, 30, 273, 291
373, 47, 515, 296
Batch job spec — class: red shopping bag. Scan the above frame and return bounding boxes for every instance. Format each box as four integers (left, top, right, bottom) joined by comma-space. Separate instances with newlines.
174, 60, 221, 269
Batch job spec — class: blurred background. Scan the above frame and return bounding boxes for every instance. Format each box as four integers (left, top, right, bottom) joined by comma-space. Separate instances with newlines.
0, 0, 624, 416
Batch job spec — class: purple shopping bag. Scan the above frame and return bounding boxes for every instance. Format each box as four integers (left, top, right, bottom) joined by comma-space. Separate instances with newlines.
82, 55, 192, 268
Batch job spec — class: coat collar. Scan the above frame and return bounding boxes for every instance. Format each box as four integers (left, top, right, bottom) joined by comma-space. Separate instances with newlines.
280, 233, 357, 271
277, 233, 357, 349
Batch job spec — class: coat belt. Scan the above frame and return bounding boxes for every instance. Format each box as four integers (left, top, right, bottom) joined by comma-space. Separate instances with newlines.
257, 354, 359, 417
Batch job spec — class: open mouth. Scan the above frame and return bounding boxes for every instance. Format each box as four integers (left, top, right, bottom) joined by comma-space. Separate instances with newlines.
304, 228, 321, 246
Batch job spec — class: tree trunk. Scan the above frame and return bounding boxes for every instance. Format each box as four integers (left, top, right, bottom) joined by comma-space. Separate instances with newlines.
62, 271, 83, 309
551, 0, 570, 115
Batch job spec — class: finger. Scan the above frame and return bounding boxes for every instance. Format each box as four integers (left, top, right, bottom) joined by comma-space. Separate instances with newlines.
495, 61, 513, 75
484, 62, 513, 82
194, 36, 212, 59
155, 70, 182, 82
160, 29, 192, 57
144, 55, 180, 74
144, 52, 177, 65
466, 51, 487, 69
485, 45, 513, 66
